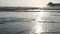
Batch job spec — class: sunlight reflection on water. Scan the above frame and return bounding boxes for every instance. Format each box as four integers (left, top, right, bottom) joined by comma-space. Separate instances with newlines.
0, 11, 60, 34
31, 11, 60, 34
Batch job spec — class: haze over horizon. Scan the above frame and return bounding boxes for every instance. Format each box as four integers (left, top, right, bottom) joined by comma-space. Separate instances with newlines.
0, 0, 60, 7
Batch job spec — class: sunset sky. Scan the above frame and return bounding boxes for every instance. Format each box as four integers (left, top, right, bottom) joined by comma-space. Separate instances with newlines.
0, 0, 60, 7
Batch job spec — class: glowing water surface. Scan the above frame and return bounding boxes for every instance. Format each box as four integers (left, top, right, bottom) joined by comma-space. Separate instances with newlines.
0, 11, 60, 34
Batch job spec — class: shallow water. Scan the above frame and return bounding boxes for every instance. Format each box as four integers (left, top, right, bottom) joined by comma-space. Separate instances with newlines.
0, 10, 60, 34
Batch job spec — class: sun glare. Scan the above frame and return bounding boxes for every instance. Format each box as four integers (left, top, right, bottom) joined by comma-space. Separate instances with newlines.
32, 12, 45, 34
32, 11, 50, 34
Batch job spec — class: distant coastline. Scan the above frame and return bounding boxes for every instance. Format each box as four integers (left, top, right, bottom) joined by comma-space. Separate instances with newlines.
1, 2, 60, 11
0, 7, 40, 11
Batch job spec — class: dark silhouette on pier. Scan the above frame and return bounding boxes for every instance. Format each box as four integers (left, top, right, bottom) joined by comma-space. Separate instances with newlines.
47, 2, 60, 7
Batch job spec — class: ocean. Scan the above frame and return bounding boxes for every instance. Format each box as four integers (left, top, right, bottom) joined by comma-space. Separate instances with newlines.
0, 10, 60, 34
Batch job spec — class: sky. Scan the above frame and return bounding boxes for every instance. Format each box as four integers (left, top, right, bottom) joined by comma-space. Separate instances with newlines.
0, 0, 60, 7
